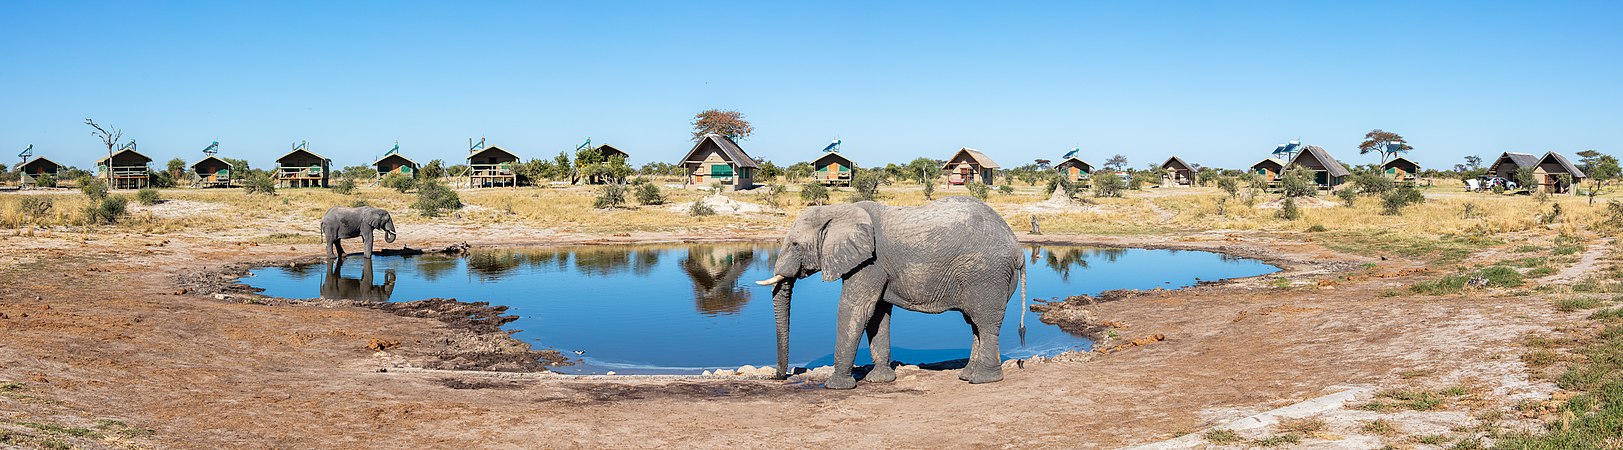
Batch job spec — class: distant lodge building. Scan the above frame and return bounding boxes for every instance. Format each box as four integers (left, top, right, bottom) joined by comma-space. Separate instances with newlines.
595, 144, 629, 161
274, 146, 331, 188
811, 152, 855, 186
467, 145, 521, 188
1054, 156, 1094, 184
374, 153, 419, 178
680, 134, 759, 191
1161, 156, 1194, 186
18, 156, 62, 187
1382, 157, 1420, 185
942, 147, 999, 185
96, 148, 153, 189
1534, 152, 1586, 194
191, 156, 235, 188
1485, 152, 1539, 182
1289, 146, 1349, 189
1250, 158, 1285, 187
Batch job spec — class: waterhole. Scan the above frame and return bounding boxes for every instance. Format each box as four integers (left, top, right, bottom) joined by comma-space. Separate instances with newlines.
243, 244, 1277, 374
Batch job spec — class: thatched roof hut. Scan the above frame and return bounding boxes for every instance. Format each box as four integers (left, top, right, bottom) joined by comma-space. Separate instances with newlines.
1288, 146, 1349, 188
811, 152, 855, 186
679, 134, 759, 191
1486, 152, 1539, 179
1533, 152, 1587, 194
942, 147, 999, 185
596, 144, 629, 160
1161, 156, 1195, 186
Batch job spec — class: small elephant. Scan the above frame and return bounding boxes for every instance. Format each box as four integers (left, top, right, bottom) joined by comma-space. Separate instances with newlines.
320, 206, 397, 259
756, 197, 1025, 389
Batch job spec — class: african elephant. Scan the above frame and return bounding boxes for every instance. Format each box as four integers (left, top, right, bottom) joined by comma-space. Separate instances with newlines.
320, 206, 397, 259
755, 197, 1025, 389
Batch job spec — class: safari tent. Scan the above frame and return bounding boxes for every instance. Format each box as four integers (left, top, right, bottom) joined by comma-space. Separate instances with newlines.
1161, 156, 1195, 186
1250, 158, 1286, 191
1287, 146, 1349, 189
467, 145, 521, 188
811, 152, 856, 186
274, 147, 331, 188
1485, 152, 1539, 181
1054, 156, 1094, 184
191, 156, 235, 188
95, 148, 153, 190
374, 153, 419, 178
595, 144, 630, 161
1533, 151, 1586, 194
1382, 156, 1420, 185
679, 134, 759, 191
942, 147, 999, 185
18, 156, 62, 187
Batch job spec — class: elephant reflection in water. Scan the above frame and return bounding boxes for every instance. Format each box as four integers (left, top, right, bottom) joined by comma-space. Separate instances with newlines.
320, 258, 397, 302
679, 246, 755, 315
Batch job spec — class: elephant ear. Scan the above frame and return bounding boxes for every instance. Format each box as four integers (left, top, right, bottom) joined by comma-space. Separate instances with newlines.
369, 209, 389, 228
819, 205, 875, 282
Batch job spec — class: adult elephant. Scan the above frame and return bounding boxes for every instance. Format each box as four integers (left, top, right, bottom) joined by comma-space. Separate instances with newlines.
755, 197, 1025, 389
320, 206, 397, 259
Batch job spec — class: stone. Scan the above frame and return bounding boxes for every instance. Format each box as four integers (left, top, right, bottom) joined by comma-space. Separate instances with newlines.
212, 293, 232, 300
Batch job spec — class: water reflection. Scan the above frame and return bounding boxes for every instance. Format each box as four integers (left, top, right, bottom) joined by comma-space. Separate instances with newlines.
679, 246, 755, 316
1036, 245, 1127, 282
319, 258, 396, 302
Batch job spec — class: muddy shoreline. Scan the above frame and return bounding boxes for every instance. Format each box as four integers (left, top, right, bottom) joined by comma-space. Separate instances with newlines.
173, 234, 1340, 378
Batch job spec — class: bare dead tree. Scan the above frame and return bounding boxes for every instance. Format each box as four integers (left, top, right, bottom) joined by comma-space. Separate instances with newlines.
86, 119, 121, 182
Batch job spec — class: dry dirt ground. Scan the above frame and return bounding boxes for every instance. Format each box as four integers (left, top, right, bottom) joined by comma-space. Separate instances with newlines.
0, 219, 1590, 449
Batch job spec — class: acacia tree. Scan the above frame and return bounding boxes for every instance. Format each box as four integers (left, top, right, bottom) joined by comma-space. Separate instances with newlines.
691, 109, 754, 141
1577, 150, 1620, 205
1104, 154, 1128, 171
1358, 129, 1412, 163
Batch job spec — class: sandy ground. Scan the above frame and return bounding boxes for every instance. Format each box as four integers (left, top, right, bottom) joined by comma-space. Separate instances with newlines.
0, 210, 1593, 448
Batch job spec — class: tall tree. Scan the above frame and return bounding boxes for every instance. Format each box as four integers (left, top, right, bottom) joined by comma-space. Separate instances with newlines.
1104, 154, 1128, 171
691, 109, 754, 141
1578, 150, 1619, 205
1358, 129, 1411, 163
1463, 155, 1482, 170
85, 119, 121, 177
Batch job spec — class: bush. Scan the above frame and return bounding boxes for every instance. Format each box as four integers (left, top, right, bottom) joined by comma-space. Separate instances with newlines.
1128, 171, 1156, 190
136, 188, 161, 205
85, 195, 128, 224
243, 172, 276, 195
1351, 170, 1394, 197
150, 170, 177, 188
333, 177, 357, 195
1217, 176, 1239, 198
1277, 196, 1301, 220
593, 184, 627, 209
1093, 174, 1124, 198
849, 172, 881, 202
997, 184, 1014, 195
80, 177, 108, 200
1335, 188, 1358, 207
32, 173, 56, 187
412, 180, 461, 217
758, 184, 786, 209
689, 199, 715, 216
1280, 167, 1317, 198
1380, 185, 1425, 215
635, 182, 665, 205
968, 182, 990, 200
381, 172, 415, 193
801, 182, 829, 205
19, 197, 52, 219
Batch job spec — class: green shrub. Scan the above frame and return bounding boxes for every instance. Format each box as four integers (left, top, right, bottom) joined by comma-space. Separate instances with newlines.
19, 197, 52, 219
85, 195, 128, 224
1280, 167, 1317, 198
1335, 188, 1358, 207
243, 172, 276, 195
33, 172, 57, 187
1557, 297, 1603, 312
349, 199, 369, 208
848, 172, 881, 202
1093, 173, 1124, 198
968, 182, 990, 200
635, 182, 665, 205
689, 199, 715, 216
1306, 224, 1327, 232
1276, 196, 1301, 220
1479, 265, 1523, 287
135, 188, 161, 205
1381, 185, 1425, 215
997, 184, 1014, 195
333, 177, 357, 195
757, 184, 786, 209
593, 184, 627, 209
412, 180, 461, 217
80, 177, 108, 200
381, 172, 415, 193
1217, 176, 1239, 198
1127, 171, 1155, 190
801, 182, 829, 205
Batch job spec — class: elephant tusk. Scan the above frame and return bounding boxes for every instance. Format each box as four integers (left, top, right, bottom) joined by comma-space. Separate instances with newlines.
755, 275, 786, 286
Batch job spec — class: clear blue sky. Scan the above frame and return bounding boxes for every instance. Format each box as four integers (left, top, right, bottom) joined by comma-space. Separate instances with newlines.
3, 1, 1619, 172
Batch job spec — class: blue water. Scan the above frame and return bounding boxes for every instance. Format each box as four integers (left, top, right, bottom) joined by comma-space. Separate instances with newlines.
243, 244, 1277, 374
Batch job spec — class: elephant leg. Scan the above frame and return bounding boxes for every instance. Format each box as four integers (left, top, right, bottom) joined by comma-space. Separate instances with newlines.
959, 306, 1006, 384
333, 241, 346, 260
828, 281, 882, 390
324, 239, 335, 259
863, 302, 895, 383
362, 233, 374, 259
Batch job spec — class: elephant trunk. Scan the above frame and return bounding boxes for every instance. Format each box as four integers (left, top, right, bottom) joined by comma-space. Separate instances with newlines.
771, 278, 795, 379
